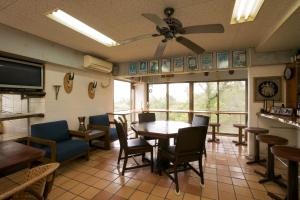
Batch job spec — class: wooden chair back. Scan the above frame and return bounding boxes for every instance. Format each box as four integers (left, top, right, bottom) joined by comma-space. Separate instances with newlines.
114, 119, 128, 149
175, 126, 207, 161
138, 113, 156, 123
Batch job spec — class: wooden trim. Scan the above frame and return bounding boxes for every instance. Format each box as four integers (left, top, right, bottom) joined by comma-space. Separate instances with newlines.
189, 82, 194, 123
28, 137, 56, 161
0, 112, 44, 122
166, 83, 169, 120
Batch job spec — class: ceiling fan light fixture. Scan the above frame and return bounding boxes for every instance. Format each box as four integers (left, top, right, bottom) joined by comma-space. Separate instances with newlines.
231, 0, 264, 24
47, 9, 119, 47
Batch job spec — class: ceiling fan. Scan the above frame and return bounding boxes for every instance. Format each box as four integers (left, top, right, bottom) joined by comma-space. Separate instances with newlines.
119, 7, 225, 58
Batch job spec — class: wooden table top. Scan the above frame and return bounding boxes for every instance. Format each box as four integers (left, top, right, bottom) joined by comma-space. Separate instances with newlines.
131, 120, 192, 139
0, 141, 45, 171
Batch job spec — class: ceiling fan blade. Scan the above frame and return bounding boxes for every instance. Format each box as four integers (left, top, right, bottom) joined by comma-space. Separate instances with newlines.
176, 36, 205, 54
180, 24, 224, 34
118, 33, 160, 45
154, 41, 167, 59
142, 13, 169, 29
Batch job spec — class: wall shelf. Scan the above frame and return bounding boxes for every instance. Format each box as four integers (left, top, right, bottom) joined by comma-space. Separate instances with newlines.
0, 112, 44, 122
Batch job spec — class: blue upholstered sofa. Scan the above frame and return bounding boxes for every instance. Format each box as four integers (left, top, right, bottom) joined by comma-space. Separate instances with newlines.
88, 114, 118, 149
30, 120, 89, 163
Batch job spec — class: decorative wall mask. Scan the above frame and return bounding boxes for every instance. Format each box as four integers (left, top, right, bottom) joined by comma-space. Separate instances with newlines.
88, 81, 97, 99
101, 76, 111, 88
64, 72, 75, 93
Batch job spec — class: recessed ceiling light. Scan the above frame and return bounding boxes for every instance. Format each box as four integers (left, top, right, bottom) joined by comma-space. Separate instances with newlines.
231, 0, 264, 24
47, 9, 119, 47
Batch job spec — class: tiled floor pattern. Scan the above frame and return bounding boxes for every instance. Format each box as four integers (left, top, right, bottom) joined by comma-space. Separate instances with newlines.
23, 137, 300, 199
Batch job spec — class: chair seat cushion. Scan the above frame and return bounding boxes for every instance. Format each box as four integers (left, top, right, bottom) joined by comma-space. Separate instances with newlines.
128, 138, 152, 149
42, 139, 89, 162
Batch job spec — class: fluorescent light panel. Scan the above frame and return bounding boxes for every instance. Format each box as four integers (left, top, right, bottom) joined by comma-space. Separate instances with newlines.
231, 0, 264, 24
47, 9, 119, 47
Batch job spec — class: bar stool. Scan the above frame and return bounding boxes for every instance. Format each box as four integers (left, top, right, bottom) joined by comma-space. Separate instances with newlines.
269, 146, 300, 200
246, 127, 269, 165
207, 123, 220, 143
232, 124, 247, 145
255, 135, 288, 187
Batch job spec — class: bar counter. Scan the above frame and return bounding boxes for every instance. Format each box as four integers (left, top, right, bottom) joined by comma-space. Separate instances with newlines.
257, 112, 300, 128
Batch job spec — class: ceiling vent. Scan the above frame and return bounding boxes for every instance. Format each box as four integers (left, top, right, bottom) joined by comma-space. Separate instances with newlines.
83, 55, 113, 73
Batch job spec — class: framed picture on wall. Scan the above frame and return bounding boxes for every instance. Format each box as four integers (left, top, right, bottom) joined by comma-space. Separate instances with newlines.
201, 53, 213, 70
254, 76, 282, 102
161, 58, 171, 73
173, 57, 184, 72
129, 63, 137, 75
139, 61, 148, 74
187, 56, 198, 71
149, 60, 159, 73
216, 51, 229, 69
232, 50, 247, 68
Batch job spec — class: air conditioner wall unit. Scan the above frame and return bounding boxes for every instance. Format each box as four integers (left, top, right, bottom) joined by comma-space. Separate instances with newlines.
83, 55, 113, 73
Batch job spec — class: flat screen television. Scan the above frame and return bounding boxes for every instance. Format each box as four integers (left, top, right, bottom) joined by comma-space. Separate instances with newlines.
0, 57, 44, 90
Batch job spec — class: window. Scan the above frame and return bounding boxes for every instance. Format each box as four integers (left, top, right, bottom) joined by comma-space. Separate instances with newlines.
169, 83, 189, 122
219, 81, 246, 133
148, 84, 167, 120
219, 81, 246, 112
194, 82, 218, 111
147, 80, 247, 134
114, 80, 131, 112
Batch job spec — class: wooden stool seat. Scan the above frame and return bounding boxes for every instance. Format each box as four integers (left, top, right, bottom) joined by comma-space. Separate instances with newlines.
268, 146, 300, 200
232, 124, 247, 146
256, 135, 288, 146
245, 127, 269, 135
233, 124, 247, 129
208, 123, 220, 143
255, 135, 288, 188
272, 146, 300, 162
246, 127, 269, 165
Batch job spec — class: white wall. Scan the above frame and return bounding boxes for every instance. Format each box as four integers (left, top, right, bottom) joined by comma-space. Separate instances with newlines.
31, 63, 114, 128
1, 63, 113, 140
247, 65, 298, 156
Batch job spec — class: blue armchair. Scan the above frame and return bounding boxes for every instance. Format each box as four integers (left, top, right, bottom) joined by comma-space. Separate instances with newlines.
88, 114, 118, 149
30, 120, 89, 163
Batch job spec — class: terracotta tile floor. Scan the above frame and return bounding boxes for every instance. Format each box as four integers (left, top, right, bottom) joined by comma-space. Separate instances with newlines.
45, 136, 300, 200
3, 136, 298, 200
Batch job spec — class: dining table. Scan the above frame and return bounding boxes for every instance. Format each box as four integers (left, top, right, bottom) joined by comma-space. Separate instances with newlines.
0, 141, 45, 176
131, 120, 192, 171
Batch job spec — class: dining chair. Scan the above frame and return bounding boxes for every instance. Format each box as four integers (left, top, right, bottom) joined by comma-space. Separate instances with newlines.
0, 162, 60, 200
159, 126, 207, 194
138, 112, 156, 122
115, 119, 153, 176
138, 112, 157, 146
192, 115, 210, 157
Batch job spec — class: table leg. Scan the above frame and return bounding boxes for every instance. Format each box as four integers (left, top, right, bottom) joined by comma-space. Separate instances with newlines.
233, 128, 247, 146
247, 137, 266, 165
208, 126, 219, 143
256, 145, 286, 188
157, 138, 170, 174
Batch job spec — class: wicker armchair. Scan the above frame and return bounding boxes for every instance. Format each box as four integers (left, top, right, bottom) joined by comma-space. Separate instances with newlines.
0, 163, 59, 200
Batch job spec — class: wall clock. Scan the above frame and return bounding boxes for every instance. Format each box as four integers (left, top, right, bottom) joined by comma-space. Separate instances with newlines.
284, 67, 293, 80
